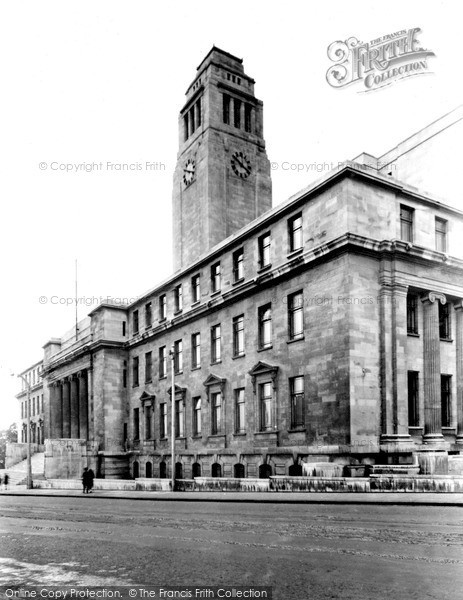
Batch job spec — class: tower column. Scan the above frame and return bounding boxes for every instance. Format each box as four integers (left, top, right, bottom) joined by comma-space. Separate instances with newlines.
421, 292, 446, 442
78, 370, 88, 440
455, 302, 463, 444
62, 378, 71, 438
70, 375, 79, 438
50, 381, 63, 438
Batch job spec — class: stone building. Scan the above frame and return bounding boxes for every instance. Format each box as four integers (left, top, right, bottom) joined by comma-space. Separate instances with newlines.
16, 361, 45, 446
20, 48, 463, 481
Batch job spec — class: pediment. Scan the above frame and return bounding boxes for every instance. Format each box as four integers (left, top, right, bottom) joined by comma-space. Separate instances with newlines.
203, 373, 226, 387
167, 384, 186, 398
248, 361, 279, 377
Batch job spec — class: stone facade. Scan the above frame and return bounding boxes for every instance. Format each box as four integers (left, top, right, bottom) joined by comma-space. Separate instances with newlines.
15, 361, 45, 447
17, 48, 463, 481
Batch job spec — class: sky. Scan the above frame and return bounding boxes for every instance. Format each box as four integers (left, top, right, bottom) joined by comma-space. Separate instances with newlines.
1, 0, 462, 429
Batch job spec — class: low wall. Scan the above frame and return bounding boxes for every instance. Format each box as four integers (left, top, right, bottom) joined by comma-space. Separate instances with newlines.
271, 476, 370, 492
34, 478, 137, 491
193, 477, 269, 492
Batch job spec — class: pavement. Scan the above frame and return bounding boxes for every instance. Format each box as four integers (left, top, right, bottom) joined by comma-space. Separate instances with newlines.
2, 486, 463, 505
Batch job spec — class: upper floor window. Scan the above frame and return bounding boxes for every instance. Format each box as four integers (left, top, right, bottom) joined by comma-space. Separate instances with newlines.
290, 376, 305, 429
435, 217, 447, 253
244, 104, 252, 133
173, 340, 183, 374
159, 294, 167, 321
191, 332, 201, 369
407, 294, 419, 335
223, 94, 231, 125
258, 232, 271, 269
191, 274, 201, 304
211, 262, 221, 294
145, 302, 152, 328
132, 356, 139, 387
159, 403, 167, 438
122, 321, 126, 336
145, 404, 152, 440
407, 371, 419, 427
259, 382, 273, 431
439, 302, 451, 340
233, 315, 245, 357
133, 310, 139, 335
288, 213, 303, 252
183, 97, 202, 141
288, 291, 304, 340
233, 248, 244, 282
174, 284, 183, 313
211, 391, 222, 435
145, 351, 152, 383
193, 397, 202, 436
235, 388, 246, 434
234, 98, 241, 128
400, 205, 414, 243
133, 408, 140, 441
175, 399, 185, 437
258, 304, 272, 349
211, 324, 221, 363
159, 346, 167, 379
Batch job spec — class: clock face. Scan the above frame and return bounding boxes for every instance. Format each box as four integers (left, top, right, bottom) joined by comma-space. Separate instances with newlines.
231, 151, 251, 178
183, 159, 195, 186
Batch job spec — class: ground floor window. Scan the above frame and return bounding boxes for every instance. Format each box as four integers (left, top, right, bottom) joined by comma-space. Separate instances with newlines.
234, 463, 245, 478
145, 461, 152, 478
159, 461, 167, 479
175, 462, 183, 479
211, 463, 222, 477
133, 461, 139, 479
192, 462, 201, 478
259, 464, 272, 478
289, 463, 302, 476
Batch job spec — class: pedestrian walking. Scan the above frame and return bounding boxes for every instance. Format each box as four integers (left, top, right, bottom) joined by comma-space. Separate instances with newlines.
82, 467, 90, 493
3, 473, 9, 490
87, 468, 95, 493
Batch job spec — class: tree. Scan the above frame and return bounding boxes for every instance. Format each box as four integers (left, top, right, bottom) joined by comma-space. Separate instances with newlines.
0, 423, 18, 469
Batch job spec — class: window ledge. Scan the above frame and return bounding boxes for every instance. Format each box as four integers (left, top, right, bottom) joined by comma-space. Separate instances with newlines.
287, 248, 303, 259
232, 353, 245, 360
407, 332, 420, 338
254, 430, 279, 435
440, 338, 453, 343
257, 346, 272, 352
159, 376, 167, 381
132, 384, 139, 388
173, 310, 183, 316
442, 427, 456, 432
175, 436, 187, 440
288, 428, 306, 433
144, 379, 152, 384
192, 435, 202, 439
145, 325, 152, 331
208, 434, 225, 439
287, 336, 304, 345
232, 278, 245, 286
191, 300, 201, 307
210, 360, 222, 365
257, 264, 272, 273
210, 290, 221, 297
159, 317, 167, 324
174, 371, 183, 376
191, 366, 201, 371
233, 432, 247, 437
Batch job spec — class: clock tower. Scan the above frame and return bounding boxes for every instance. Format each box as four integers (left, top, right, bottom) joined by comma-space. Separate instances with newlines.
172, 47, 272, 271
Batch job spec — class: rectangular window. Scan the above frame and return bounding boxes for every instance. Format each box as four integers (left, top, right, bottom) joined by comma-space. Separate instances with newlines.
174, 284, 183, 313
175, 399, 185, 437
235, 388, 245, 433
191, 274, 201, 304
211, 324, 221, 363
258, 232, 271, 268
288, 291, 304, 340
133, 310, 139, 335
233, 248, 244, 282
435, 217, 447, 253
145, 405, 152, 440
211, 262, 221, 293
174, 339, 183, 374
259, 382, 272, 431
439, 302, 451, 340
189, 105, 195, 134
123, 367, 127, 388
145, 302, 152, 328
122, 321, 126, 336
41, 395, 44, 413
196, 98, 201, 127
159, 294, 167, 321
223, 94, 230, 125
234, 98, 241, 128
159, 346, 167, 379
160, 403, 167, 438
132, 356, 139, 387
258, 304, 272, 349
21, 402, 23, 419
290, 376, 305, 429
211, 391, 222, 435
183, 114, 189, 141
400, 205, 414, 243
133, 408, 140, 441
233, 315, 245, 357
407, 371, 419, 427
244, 103, 252, 133
145, 351, 152, 383
441, 375, 452, 428
191, 332, 201, 369
193, 397, 202, 436
407, 294, 419, 335
288, 213, 303, 252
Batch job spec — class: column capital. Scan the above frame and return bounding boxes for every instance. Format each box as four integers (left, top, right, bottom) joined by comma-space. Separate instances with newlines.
454, 300, 463, 312
421, 292, 446, 305
76, 370, 87, 379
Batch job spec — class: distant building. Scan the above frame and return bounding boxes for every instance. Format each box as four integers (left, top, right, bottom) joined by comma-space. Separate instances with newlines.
19, 48, 463, 480
15, 361, 45, 445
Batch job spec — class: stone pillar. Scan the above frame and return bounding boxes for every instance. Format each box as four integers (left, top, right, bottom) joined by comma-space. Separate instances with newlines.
78, 370, 88, 441
70, 375, 79, 438
455, 302, 463, 444
391, 283, 411, 438
50, 381, 63, 438
421, 292, 446, 443
62, 378, 71, 438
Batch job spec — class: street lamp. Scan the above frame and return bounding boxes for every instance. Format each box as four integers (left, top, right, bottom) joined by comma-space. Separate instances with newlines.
169, 344, 175, 492
16, 373, 33, 489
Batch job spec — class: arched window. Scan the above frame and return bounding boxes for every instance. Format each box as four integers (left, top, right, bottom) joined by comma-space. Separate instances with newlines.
133, 461, 139, 479
192, 462, 201, 478
145, 461, 152, 478
175, 462, 183, 479
234, 463, 245, 478
159, 461, 167, 479
211, 463, 222, 478
259, 464, 272, 479
289, 463, 302, 476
